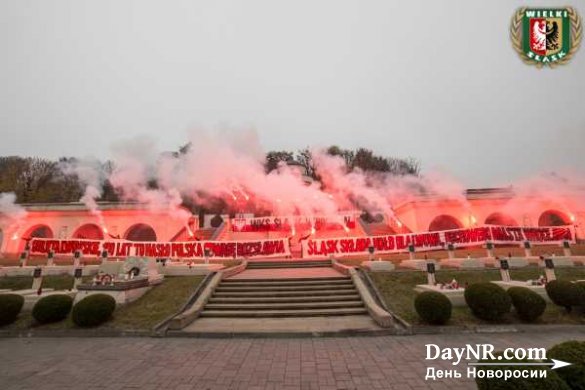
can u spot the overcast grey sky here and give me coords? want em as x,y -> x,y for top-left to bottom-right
0,0 -> 583,187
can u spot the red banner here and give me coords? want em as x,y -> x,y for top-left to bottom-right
231,213 -> 357,232
302,225 -> 574,259
30,237 -> 290,260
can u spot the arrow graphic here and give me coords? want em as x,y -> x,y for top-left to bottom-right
468,359 -> 571,370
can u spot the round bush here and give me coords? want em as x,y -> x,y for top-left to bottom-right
72,294 -> 116,327
475,352 -> 570,390
464,283 -> 511,321
548,341 -> 585,390
414,291 -> 452,325
545,280 -> 585,312
507,287 -> 546,322
32,294 -> 73,324
0,294 -> 25,326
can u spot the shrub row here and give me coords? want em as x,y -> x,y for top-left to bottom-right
0,293 -> 116,327
415,283 -> 549,325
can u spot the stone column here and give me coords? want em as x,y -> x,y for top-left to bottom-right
73,250 -> 82,267
523,241 -> 532,257
32,267 -> 43,293
46,250 -> 55,266
499,259 -> 511,282
544,258 -> 556,281
562,241 -> 572,257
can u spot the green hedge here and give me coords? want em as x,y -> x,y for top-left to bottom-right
507,287 -> 546,322
548,341 -> 585,390
32,294 -> 73,324
0,294 -> 25,326
72,294 -> 116,327
414,291 -> 452,325
545,280 -> 585,312
464,283 -> 511,321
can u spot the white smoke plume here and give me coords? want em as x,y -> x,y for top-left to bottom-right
54,127 -> 585,235
60,158 -> 107,229
0,192 -> 27,230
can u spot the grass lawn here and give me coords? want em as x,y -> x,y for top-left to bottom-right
369,267 -> 585,327
1,275 -> 205,332
102,275 -> 204,331
0,275 -> 80,291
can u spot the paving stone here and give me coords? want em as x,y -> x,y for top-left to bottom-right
1,332 -> 584,389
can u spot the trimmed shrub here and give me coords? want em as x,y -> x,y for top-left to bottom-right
0,294 -> 25,326
32,294 -> 73,324
414,291 -> 452,325
545,280 -> 585,312
507,287 -> 546,322
548,341 -> 585,390
475,352 -> 570,390
72,294 -> 116,327
464,283 -> 511,321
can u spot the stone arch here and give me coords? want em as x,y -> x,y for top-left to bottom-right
72,223 -> 104,240
484,212 -> 518,226
538,210 -> 571,226
124,223 -> 157,242
24,224 -> 54,239
428,215 -> 463,232
20,224 -> 54,251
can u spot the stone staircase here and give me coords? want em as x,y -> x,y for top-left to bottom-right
200,276 -> 367,318
246,260 -> 332,269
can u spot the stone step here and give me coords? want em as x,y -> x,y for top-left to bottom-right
208,294 -> 362,304
219,279 -> 352,287
223,276 -> 349,283
218,282 -> 354,290
205,301 -> 364,310
245,264 -> 332,269
215,284 -> 355,292
213,289 -> 358,297
200,307 -> 368,318
247,261 -> 331,266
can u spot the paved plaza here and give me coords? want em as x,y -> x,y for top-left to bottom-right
1,331 -> 583,390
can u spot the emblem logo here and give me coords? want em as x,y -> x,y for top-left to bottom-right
511,7 -> 582,67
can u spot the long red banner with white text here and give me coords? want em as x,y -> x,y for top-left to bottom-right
29,237 -> 291,259
301,225 -> 575,259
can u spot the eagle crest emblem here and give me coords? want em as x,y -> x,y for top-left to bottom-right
511,7 -> 582,68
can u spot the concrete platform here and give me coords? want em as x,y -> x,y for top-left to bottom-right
22,291 -> 77,311
414,284 -> 466,306
539,256 -> 577,267
399,259 -> 440,271
440,258 -> 485,269
482,257 -> 529,268
361,261 -> 395,272
177,315 -> 383,336
493,281 -> 551,302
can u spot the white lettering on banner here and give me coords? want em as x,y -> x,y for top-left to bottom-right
29,238 -> 290,259
302,225 -> 574,259
231,214 -> 357,232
